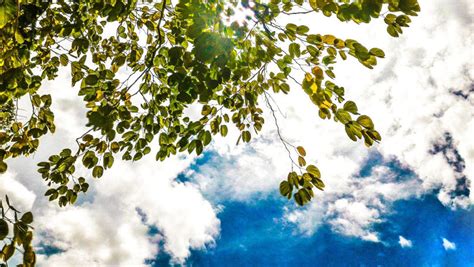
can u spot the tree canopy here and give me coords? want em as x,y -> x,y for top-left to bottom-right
0,0 -> 420,265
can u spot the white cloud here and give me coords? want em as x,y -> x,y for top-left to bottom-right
442,238 -> 456,251
327,199 -> 382,242
0,171 -> 36,211
13,155 -> 220,266
35,156 -> 220,265
399,236 -> 413,248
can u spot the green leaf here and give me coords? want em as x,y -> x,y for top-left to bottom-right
60,54 -> 69,66
220,125 -> 228,137
369,48 -> 385,58
285,23 -> 297,32
306,165 -> 321,179
0,219 -> 8,240
336,109 -> 352,124
85,75 -> 99,85
345,124 -> 357,141
387,25 -> 399,37
0,0 -> 16,29
287,172 -> 299,188
92,166 -> 104,178
357,115 -> 375,129
195,140 -> 204,155
201,131 -> 212,146
296,25 -> 310,35
312,177 -> 325,191
15,31 -> 24,44
294,191 -> 304,206
343,101 -> 358,114
0,161 -> 7,173
298,156 -> 306,167
384,14 -> 397,24
289,42 -> 301,57
366,129 -> 382,141
103,152 -> 114,169
21,212 -> 34,224
325,69 -> 336,79
242,131 -> 251,143
279,181 -> 292,197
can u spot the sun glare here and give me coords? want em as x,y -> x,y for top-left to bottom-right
222,2 -> 255,26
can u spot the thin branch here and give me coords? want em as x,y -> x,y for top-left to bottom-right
263,91 -> 299,170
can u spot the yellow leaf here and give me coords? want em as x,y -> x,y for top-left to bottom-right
311,66 -> 324,80
0,0 -> 17,29
15,32 -> 24,44
322,35 -> 336,45
297,146 -> 306,156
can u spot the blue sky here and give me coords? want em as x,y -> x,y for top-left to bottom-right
149,152 -> 474,266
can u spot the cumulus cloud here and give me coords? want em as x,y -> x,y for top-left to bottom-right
282,163 -> 422,240
0,171 -> 36,211
34,156 -> 220,265
398,236 -> 413,248
442,238 -> 456,251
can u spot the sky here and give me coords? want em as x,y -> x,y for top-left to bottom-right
1,0 -> 473,266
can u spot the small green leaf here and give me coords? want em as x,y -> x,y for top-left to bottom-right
0,1 -> 16,29
294,192 -> 304,206
387,25 -> 399,37
202,131 -> 212,146
369,48 -> 385,58
336,109 -> 352,124
15,31 -> 24,44
285,23 -> 297,32
85,75 -> 99,85
357,115 -> 375,129
306,165 -> 321,179
92,166 -> 104,178
325,69 -> 336,79
287,172 -> 299,188
343,101 -> 358,114
298,156 -> 306,167
60,54 -> 69,66
0,161 -> 7,173
312,177 -> 325,191
220,125 -> 228,137
345,125 -> 357,141
279,181 -> 292,197
0,219 -> 8,240
242,131 -> 251,143
296,25 -> 310,35
21,212 -> 34,224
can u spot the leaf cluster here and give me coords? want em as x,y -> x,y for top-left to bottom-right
0,196 -> 36,266
0,0 -> 419,210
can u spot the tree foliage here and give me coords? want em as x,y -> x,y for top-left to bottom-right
0,0 -> 420,263
0,196 -> 36,266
